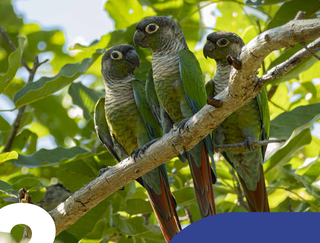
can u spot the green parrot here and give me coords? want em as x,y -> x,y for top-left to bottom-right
134,16 -> 216,218
203,31 -> 270,212
97,44 -> 181,241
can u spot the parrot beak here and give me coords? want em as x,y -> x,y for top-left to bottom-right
203,41 -> 215,59
126,49 -> 140,69
133,29 -> 148,49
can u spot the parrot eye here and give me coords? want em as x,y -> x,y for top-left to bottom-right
111,51 -> 123,60
145,23 -> 159,34
217,38 -> 229,47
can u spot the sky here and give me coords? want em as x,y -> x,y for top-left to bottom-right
13,0 -> 114,47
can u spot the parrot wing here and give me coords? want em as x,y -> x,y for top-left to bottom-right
257,86 -> 270,158
94,98 -> 128,161
132,79 -> 163,139
178,49 -> 216,174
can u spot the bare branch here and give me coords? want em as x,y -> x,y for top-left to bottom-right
49,18 -> 320,236
0,22 -> 31,72
214,139 -> 286,152
294,11 -> 306,20
300,42 -> 320,60
231,169 -> 249,211
260,37 -> 320,84
2,56 -> 48,152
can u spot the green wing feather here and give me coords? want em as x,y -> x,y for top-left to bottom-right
145,69 -> 161,124
256,87 -> 270,158
131,79 -> 168,192
178,49 -> 207,113
94,98 -> 124,161
132,79 -> 162,139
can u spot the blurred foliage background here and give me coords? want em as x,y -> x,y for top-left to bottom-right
0,0 -> 320,242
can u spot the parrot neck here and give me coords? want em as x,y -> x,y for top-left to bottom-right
104,74 -> 135,107
151,38 -> 187,82
212,62 -> 231,96
152,36 -> 187,56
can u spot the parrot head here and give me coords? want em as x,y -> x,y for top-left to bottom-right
133,16 -> 186,52
203,31 -> 244,62
101,44 -> 140,79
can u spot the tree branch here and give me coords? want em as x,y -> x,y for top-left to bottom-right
2,57 -> 48,153
260,37 -> 320,84
214,139 -> 286,152
0,22 -> 31,72
49,18 -> 320,236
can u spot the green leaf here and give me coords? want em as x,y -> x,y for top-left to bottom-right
123,198 -> 153,215
112,214 -> 159,236
68,82 -> 104,120
245,0 -> 293,6
0,151 -> 18,164
173,186 -> 196,206
266,0 -> 320,30
0,37 -> 25,94
27,187 -> 46,202
270,103 -> 320,139
67,198 -> 112,239
265,128 -> 312,173
13,51 -> 102,108
0,180 -> 13,192
105,0 -> 156,29
0,115 -> 11,132
12,146 -> 91,168
12,178 -> 43,190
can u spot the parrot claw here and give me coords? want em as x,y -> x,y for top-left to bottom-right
244,137 -> 255,151
131,138 -> 160,161
98,166 -> 109,176
227,55 -> 242,70
207,98 -> 223,108
174,118 -> 189,133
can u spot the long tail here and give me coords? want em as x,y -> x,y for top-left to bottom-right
144,169 -> 181,242
238,164 -> 269,212
188,142 -> 216,218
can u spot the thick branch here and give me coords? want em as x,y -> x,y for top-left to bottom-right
214,139 -> 286,152
49,18 -> 320,236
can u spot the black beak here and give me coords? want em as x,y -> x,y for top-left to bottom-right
203,40 -> 215,59
133,29 -> 146,49
126,49 -> 140,68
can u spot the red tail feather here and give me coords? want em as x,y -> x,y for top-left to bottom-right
238,164 -> 269,212
145,170 -> 181,242
188,142 -> 216,218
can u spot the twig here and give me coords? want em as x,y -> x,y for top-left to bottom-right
214,139 -> 286,152
267,85 -> 278,100
231,169 -> 249,211
294,11 -> 306,20
300,42 -> 320,60
184,205 -> 194,224
0,22 -> 31,72
259,37 -> 320,85
2,56 -> 49,153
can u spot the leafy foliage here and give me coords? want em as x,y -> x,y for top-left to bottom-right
0,0 -> 319,242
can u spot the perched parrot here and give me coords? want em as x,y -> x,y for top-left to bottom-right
203,31 -> 270,212
134,16 -> 216,218
96,44 -> 181,241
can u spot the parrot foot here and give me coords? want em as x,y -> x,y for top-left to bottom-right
207,98 -> 223,108
131,138 -> 160,161
227,55 -> 242,70
174,118 -> 189,133
244,137 -> 255,151
98,166 -> 109,176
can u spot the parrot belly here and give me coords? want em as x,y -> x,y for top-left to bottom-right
215,99 -> 263,191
